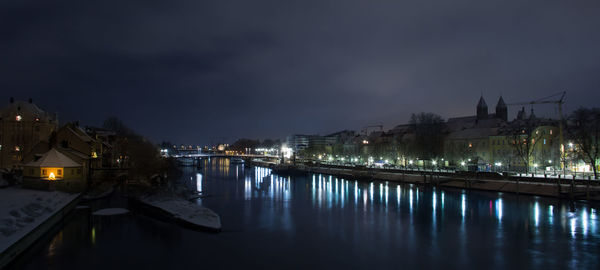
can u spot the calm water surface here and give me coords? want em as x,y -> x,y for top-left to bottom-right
12,158 -> 600,269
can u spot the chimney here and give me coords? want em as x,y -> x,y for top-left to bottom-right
28,98 -> 32,103
10,97 -> 14,103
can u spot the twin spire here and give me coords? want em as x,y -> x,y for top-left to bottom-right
477,95 -> 507,121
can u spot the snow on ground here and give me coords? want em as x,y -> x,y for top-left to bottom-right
142,194 -> 221,230
92,208 -> 129,216
0,187 -> 78,253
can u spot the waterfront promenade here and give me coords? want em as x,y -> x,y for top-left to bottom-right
251,161 -> 600,201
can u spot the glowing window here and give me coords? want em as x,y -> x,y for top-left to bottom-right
42,169 -> 47,176
58,169 -> 62,176
16,115 -> 22,121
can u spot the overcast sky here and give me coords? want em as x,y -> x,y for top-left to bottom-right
2,0 -> 599,145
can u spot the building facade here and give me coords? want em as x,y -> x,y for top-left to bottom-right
0,98 -> 58,170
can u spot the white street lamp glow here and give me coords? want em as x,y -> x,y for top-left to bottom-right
281,145 -> 293,159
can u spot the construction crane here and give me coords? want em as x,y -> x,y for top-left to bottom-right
507,91 -> 567,174
362,125 -> 383,136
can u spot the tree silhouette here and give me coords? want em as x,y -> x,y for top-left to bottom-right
569,107 -> 600,179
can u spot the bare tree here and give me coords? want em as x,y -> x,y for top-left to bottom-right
508,119 -> 543,174
409,112 -> 445,160
569,108 -> 600,179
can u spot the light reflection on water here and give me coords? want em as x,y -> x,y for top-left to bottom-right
231,166 -> 599,241
243,168 -> 598,249
163,162 -> 600,268
16,160 -> 600,270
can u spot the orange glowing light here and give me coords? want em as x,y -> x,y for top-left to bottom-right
49,172 -> 56,180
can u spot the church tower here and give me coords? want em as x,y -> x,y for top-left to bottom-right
476,96 -> 488,120
495,96 -> 507,121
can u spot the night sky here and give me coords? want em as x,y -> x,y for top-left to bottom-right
2,0 -> 599,145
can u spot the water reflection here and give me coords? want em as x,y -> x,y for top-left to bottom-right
534,201 -> 540,227
461,193 -> 466,219
15,161 -> 600,270
196,173 -> 202,193
496,198 -> 503,221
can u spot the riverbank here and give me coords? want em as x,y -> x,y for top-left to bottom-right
0,188 -> 80,268
248,160 -> 600,201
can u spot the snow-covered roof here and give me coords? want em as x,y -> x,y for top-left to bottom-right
24,148 -> 82,167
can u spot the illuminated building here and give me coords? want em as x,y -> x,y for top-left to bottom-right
0,98 -> 58,169
22,148 -> 85,191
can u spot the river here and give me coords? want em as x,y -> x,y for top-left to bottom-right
10,157 -> 600,269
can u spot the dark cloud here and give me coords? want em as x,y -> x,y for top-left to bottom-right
1,0 -> 599,144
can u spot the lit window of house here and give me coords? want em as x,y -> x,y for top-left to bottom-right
16,115 -> 22,121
